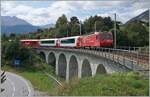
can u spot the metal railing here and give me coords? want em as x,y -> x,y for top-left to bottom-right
78,47 -> 149,70
117,46 -> 149,55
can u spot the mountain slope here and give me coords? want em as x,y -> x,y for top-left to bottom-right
1,16 -> 31,26
125,10 -> 149,24
40,24 -> 55,29
1,25 -> 39,34
1,16 -> 39,34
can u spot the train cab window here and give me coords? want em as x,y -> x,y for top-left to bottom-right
105,34 -> 113,39
99,34 -> 113,39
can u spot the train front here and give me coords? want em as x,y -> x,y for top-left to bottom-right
99,32 -> 113,47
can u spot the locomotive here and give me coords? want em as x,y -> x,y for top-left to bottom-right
20,32 -> 113,48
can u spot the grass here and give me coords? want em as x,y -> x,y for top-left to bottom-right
59,72 -> 149,96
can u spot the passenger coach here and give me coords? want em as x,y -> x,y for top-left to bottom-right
39,39 -> 60,47
59,36 -> 81,48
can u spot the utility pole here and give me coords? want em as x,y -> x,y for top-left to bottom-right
79,21 -> 82,35
67,22 -> 68,37
114,13 -> 117,49
94,21 -> 97,32
55,30 -> 56,38
55,33 -> 56,38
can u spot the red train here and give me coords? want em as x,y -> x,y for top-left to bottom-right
20,32 -> 113,48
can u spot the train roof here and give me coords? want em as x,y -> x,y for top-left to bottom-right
20,39 -> 39,41
59,36 -> 80,40
40,38 -> 58,41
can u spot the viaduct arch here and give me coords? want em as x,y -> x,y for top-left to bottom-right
58,53 -> 67,78
81,59 -> 92,77
39,51 -> 46,61
48,52 -> 56,68
69,55 -> 78,79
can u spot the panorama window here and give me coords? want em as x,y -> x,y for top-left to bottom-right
41,40 -> 55,44
61,38 -> 75,44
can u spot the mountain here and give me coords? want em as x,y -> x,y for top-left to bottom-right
40,23 -> 55,29
1,16 -> 39,34
125,10 -> 149,24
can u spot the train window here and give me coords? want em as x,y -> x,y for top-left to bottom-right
61,38 -> 75,44
106,34 -> 113,39
41,40 -> 55,44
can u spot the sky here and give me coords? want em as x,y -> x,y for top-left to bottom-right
1,0 -> 150,26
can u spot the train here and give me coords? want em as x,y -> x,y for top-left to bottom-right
20,32 -> 113,48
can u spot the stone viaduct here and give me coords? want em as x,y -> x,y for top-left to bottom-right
35,47 -> 145,81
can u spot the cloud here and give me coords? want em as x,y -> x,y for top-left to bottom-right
1,1 -> 75,25
132,0 -> 150,9
1,0 -> 149,25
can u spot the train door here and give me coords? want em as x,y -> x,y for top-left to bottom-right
56,39 -> 60,48
76,37 -> 81,48
96,34 -> 102,47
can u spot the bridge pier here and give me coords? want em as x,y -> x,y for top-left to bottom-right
55,53 -> 59,75
91,63 -> 98,76
56,57 -> 59,75
46,53 -> 49,64
66,55 -> 70,82
78,60 -> 82,79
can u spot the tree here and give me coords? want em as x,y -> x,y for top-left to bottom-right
83,16 -> 94,33
125,20 -> 149,46
116,30 -> 130,46
103,17 -> 113,31
9,33 -> 16,39
4,40 -> 30,64
93,15 -> 104,31
69,16 -> 80,36
2,33 -> 8,41
83,15 -> 114,34
55,14 -> 68,37
37,29 -> 43,33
